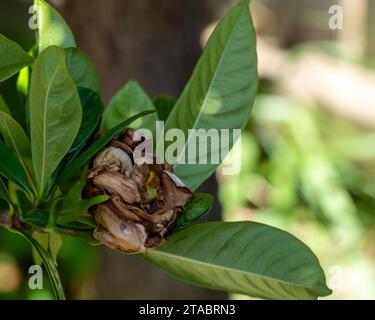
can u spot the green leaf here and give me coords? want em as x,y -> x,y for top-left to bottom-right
16,191 -> 49,228
57,209 -> 97,230
0,111 -> 33,173
101,80 -> 158,133
34,0 -> 76,52
0,177 -> 9,204
57,219 -> 96,231
0,142 -> 32,195
153,95 -> 176,122
163,0 -> 258,190
70,87 -> 104,153
60,195 -> 109,216
60,110 -> 155,180
65,48 -> 100,93
173,193 -> 213,232
60,178 -> 86,202
0,34 -> 33,82
55,177 -> 100,230
17,46 -> 38,99
30,46 -> 82,198
17,66 -> 31,128
16,46 -> 38,129
146,221 -> 332,300
17,66 -> 30,98
0,95 -> 11,115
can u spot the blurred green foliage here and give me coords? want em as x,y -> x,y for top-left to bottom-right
218,95 -> 375,299
0,227 -> 99,299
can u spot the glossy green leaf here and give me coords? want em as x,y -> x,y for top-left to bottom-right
60,195 -> 109,215
18,66 -> 31,129
17,46 -> 38,99
0,142 -> 32,195
57,218 -> 96,231
16,46 -> 38,129
60,110 -> 155,180
0,34 -> 33,82
0,177 -> 9,203
0,95 -> 11,115
101,80 -> 158,133
57,178 -> 101,230
30,46 -> 82,198
34,0 -> 76,52
163,0 -> 258,190
147,221 -> 332,300
0,111 -> 32,173
65,48 -> 100,93
58,221 -> 91,231
153,95 -> 176,122
69,87 -> 103,153
60,178 -> 86,202
16,191 -> 49,228
173,193 -> 213,232
17,66 -> 30,97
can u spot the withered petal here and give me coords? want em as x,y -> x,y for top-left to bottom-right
93,171 -> 141,204
110,196 -> 143,222
160,172 -> 193,209
95,205 -> 147,252
131,163 -> 149,187
151,209 -> 175,225
92,147 -> 133,176
121,128 -> 137,147
109,140 -> 134,156
111,197 -> 160,223
146,235 -> 163,248
94,227 -> 146,253
164,171 -> 186,188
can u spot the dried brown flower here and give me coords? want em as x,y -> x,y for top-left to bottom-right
84,129 -> 193,253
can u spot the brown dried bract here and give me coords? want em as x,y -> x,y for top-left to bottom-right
84,129 -> 193,253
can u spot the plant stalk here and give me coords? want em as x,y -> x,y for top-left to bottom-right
21,231 -> 66,300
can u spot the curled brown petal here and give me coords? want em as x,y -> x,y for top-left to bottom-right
109,140 -> 134,156
151,209 -> 175,225
160,172 -> 193,209
94,227 -> 145,253
121,129 -> 136,147
131,164 -> 149,187
90,147 -> 133,177
94,205 -> 146,252
111,196 -> 153,222
93,171 -> 141,204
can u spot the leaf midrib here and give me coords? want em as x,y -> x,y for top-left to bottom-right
149,249 -> 320,297
173,3 -> 246,168
39,59 -> 64,194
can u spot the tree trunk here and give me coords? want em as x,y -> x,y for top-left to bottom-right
59,0 -> 225,299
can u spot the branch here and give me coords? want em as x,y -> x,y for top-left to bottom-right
0,210 -> 11,228
0,210 -> 94,242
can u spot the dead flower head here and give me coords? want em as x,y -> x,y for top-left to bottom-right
84,129 -> 193,253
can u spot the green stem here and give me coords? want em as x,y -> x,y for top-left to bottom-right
21,231 -> 66,300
